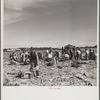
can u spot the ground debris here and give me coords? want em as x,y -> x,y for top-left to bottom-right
3,52 -> 97,86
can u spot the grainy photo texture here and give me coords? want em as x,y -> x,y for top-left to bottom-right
3,0 -> 97,86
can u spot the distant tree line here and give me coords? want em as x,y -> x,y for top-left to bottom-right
3,45 -> 97,52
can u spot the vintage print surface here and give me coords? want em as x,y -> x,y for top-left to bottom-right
3,0 -> 97,86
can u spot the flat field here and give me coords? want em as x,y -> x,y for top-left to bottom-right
3,51 -> 97,86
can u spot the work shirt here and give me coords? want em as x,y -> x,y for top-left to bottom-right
30,52 -> 37,64
77,50 -> 81,55
48,53 -> 53,58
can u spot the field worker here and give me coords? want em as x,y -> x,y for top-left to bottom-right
56,51 -> 59,59
85,49 -> 89,60
48,52 -> 53,58
75,48 -> 78,60
89,48 -> 92,60
13,52 -> 18,61
48,50 -> 53,62
94,52 -> 97,63
9,53 -> 13,60
49,47 -> 52,53
38,52 -> 42,61
61,47 -> 65,58
64,48 -> 69,60
24,51 -> 30,64
53,56 -> 57,65
65,53 -> 70,60
69,49 -> 73,60
29,48 -> 39,78
46,49 -> 49,53
77,48 -> 81,60
92,49 -> 95,60
53,52 -> 59,65
59,51 -> 62,59
25,51 -> 29,57
21,51 -> 25,63
72,47 -> 76,60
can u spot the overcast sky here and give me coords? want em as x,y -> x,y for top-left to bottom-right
4,0 -> 97,48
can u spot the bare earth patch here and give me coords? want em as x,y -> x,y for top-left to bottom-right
3,58 -> 97,86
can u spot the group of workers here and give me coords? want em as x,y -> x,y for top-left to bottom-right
61,47 -> 96,61
9,47 -> 97,78
9,48 -> 40,78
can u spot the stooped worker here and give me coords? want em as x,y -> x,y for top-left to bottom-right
9,52 -> 19,64
9,53 -> 13,60
12,52 -> 18,61
29,48 -> 40,78
20,50 -> 30,64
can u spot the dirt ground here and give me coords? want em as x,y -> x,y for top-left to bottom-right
3,52 -> 97,86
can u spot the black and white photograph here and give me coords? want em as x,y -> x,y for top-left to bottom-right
3,0 -> 97,86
